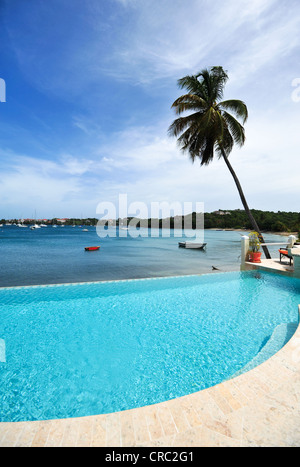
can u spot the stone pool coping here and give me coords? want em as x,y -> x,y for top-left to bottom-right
0,301 -> 299,447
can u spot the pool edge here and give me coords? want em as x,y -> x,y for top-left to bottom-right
1,298 -> 300,447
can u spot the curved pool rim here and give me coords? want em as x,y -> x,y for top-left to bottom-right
0,306 -> 299,448
0,270 -> 299,426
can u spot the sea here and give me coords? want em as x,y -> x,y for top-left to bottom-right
0,225 -> 289,287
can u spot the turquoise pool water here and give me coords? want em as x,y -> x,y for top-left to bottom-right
0,270 -> 299,422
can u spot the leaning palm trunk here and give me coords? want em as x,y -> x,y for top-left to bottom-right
169,66 -> 271,259
220,148 -> 271,259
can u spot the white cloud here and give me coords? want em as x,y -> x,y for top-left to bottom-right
1,100 -> 299,219
60,154 -> 95,176
2,0 -> 300,217
7,0 -> 295,93
0,151 -> 98,217
97,125 -> 180,172
102,0 -> 290,85
229,14 -> 300,85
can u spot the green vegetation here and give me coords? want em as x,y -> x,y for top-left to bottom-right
1,211 -> 298,233
168,66 -> 271,258
204,210 -> 300,232
124,209 -> 299,232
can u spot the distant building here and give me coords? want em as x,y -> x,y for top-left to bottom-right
56,218 -> 68,223
212,210 -> 231,215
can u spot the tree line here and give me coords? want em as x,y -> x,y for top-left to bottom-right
203,210 -> 299,232
2,210 -> 299,233
127,209 -> 299,233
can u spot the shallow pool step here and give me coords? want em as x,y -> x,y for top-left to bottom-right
0,339 -> 5,363
229,321 -> 298,379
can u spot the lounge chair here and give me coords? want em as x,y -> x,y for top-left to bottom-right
278,248 -> 293,266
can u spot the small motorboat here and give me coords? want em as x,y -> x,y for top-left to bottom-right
84,246 -> 100,251
178,242 -> 207,249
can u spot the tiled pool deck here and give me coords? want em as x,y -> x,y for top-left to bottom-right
0,279 -> 299,447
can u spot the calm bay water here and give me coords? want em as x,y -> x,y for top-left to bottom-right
0,225 -> 288,287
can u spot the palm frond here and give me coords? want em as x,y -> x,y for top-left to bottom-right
178,71 -> 209,101
221,110 -> 246,147
207,66 -> 228,102
177,75 -> 204,95
171,94 -> 207,115
176,109 -> 220,165
168,112 -> 204,138
219,99 -> 248,124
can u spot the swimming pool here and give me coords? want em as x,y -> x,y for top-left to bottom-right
0,270 -> 299,422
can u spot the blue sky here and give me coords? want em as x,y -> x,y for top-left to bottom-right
0,0 -> 299,219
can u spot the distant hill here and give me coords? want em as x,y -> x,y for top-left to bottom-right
124,209 -> 299,233
203,209 -> 299,233
3,210 -> 299,234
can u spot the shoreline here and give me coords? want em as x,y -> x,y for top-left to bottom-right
1,223 -> 297,238
206,228 -> 297,237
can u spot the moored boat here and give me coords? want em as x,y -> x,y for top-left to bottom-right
84,246 -> 100,251
178,242 -> 207,249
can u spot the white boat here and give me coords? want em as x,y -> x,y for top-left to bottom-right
30,224 -> 41,230
178,242 -> 207,249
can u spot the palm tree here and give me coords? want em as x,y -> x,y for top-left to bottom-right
168,66 -> 271,259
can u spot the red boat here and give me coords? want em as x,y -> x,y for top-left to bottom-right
84,246 -> 100,251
